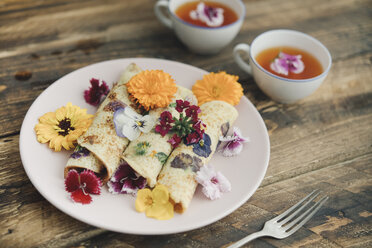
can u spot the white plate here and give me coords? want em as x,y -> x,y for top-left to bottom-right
20,58 -> 270,235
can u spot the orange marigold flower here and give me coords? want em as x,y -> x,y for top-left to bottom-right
192,72 -> 243,106
126,70 -> 178,110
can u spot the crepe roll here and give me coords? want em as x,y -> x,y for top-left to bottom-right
122,86 -> 196,187
157,100 -> 238,213
64,63 -> 142,183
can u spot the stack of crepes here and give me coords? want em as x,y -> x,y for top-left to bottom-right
157,100 -> 238,213
65,63 -> 196,186
64,63 -> 142,183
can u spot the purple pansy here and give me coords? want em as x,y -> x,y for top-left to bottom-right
218,127 -> 249,157
189,133 -> 212,158
107,161 -> 146,195
195,164 -> 231,200
270,52 -> 305,76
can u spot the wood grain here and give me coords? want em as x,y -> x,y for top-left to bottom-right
0,0 -> 371,247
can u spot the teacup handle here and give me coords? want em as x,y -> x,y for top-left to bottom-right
233,43 -> 252,75
154,0 -> 173,29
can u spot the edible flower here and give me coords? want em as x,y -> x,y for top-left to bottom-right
195,164 -> 231,200
34,102 -> 93,151
218,127 -> 249,157
65,169 -> 102,204
70,145 -> 90,159
135,184 -> 174,220
126,70 -> 178,110
171,153 -> 202,172
192,72 -> 243,106
155,100 -> 204,149
108,162 -> 146,195
168,134 -> 182,148
113,106 -> 155,141
190,133 -> 212,158
84,78 -> 110,106
190,2 -> 224,27
270,52 -> 305,76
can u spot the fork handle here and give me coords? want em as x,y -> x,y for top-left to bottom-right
227,230 -> 267,248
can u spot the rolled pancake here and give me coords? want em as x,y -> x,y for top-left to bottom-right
157,100 -> 238,213
64,63 -> 142,182
122,86 -> 195,187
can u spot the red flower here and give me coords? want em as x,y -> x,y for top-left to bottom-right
159,111 -> 174,124
65,170 -> 102,204
185,105 -> 201,121
168,134 -> 182,148
175,100 -> 190,113
155,123 -> 172,137
185,131 -> 202,145
84,78 -> 110,106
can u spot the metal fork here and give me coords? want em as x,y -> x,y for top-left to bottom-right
227,190 -> 328,248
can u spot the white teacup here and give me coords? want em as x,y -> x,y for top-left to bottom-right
233,29 -> 332,103
154,0 -> 245,54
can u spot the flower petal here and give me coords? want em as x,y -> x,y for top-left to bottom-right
124,106 -> 142,120
122,123 -> 141,141
71,189 -> 92,204
65,169 -> 80,192
139,115 -> 155,133
135,188 -> 153,213
80,170 -> 101,195
152,185 -> 169,205
107,180 -> 123,194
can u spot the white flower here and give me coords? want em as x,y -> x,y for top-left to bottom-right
113,106 -> 155,141
195,164 -> 231,200
190,2 -> 224,27
218,127 -> 249,157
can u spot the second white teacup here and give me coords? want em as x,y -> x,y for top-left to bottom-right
155,0 -> 245,54
233,29 -> 332,103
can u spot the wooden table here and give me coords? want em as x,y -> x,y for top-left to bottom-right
1,0 -> 371,247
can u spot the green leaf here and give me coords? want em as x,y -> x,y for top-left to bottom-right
169,102 -> 177,108
155,152 -> 168,164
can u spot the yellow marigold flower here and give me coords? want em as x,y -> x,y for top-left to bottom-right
135,184 -> 174,220
127,70 -> 177,110
34,102 -> 93,152
192,71 -> 244,106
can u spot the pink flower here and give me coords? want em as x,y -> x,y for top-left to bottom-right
185,105 -> 201,121
168,134 -> 182,148
107,162 -> 146,195
175,99 -> 190,113
270,52 -> 305,76
155,123 -> 172,137
195,164 -> 231,200
218,127 -> 249,157
65,170 -> 102,204
159,111 -> 174,124
185,131 -> 201,145
84,78 -> 110,106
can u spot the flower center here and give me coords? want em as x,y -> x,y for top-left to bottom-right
80,182 -> 88,195
211,86 -> 221,97
58,118 -> 75,136
211,177 -> 219,184
199,139 -> 204,147
145,195 -> 153,206
136,120 -> 144,127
